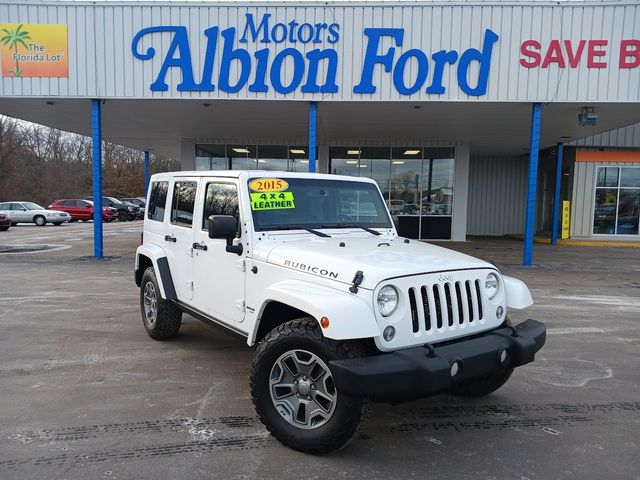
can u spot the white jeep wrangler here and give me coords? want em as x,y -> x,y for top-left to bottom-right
135,171 -> 545,454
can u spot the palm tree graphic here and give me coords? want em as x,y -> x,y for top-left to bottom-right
1,24 -> 31,77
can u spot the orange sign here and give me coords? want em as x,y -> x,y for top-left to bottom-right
0,23 -> 68,78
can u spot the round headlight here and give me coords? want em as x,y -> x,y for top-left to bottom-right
377,285 -> 399,317
484,272 -> 499,300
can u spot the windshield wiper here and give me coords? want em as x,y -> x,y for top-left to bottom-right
305,228 -> 331,238
260,225 -> 331,237
319,224 -> 382,236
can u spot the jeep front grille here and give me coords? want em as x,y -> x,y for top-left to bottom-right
407,279 -> 484,333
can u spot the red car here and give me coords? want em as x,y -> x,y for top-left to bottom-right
0,211 -> 10,231
48,199 -> 118,222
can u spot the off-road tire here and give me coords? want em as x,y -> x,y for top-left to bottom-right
140,267 -> 182,340
34,215 -> 46,226
450,368 -> 514,397
250,318 -> 369,454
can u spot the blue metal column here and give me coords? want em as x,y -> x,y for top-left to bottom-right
551,143 -> 564,245
523,103 -> 542,266
91,99 -> 103,259
308,101 -> 317,173
144,150 -> 150,196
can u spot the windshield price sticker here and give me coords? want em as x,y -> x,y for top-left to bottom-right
250,192 -> 295,210
249,178 -> 289,193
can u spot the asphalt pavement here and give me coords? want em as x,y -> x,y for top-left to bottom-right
0,222 -> 639,480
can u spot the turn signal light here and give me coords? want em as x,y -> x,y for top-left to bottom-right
320,317 -> 330,329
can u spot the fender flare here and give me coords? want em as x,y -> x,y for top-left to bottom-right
249,279 -> 381,345
503,275 -> 533,309
135,244 -> 177,300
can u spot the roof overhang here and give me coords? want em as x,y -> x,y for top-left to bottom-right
0,98 -> 639,158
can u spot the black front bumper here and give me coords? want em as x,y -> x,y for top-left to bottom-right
330,319 -> 546,401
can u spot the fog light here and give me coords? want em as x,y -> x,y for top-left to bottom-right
383,326 -> 395,342
450,360 -> 462,378
499,348 -> 511,366
496,306 -> 504,319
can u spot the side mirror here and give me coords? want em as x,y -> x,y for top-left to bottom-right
208,215 -> 243,255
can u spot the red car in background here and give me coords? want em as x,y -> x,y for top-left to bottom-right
48,199 -> 118,222
0,211 -> 10,231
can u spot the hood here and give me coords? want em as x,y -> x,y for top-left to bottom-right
254,232 -> 492,290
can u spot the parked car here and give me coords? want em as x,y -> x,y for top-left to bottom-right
0,201 -> 70,226
121,197 -> 145,208
121,200 -> 145,220
83,196 -> 139,221
0,211 -> 10,231
48,199 -> 118,222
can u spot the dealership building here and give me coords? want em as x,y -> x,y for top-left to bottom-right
0,0 -> 639,262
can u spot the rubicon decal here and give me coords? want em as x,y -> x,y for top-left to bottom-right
131,13 -> 499,97
283,260 -> 339,279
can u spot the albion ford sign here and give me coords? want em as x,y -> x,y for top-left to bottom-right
131,13 -> 499,96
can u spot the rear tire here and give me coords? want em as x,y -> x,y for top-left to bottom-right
140,267 -> 182,340
53,222 -> 62,226
250,318 -> 369,454
34,215 -> 46,226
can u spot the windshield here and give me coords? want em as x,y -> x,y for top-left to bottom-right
249,177 -> 392,232
23,202 -> 44,210
106,197 -> 124,206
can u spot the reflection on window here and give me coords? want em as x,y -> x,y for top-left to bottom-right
593,166 -> 640,235
170,181 -> 196,226
148,181 -> 168,222
202,183 -> 239,229
195,144 -> 312,172
196,144 -> 227,170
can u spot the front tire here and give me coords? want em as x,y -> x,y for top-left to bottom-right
117,211 -> 128,222
250,318 -> 369,454
34,215 -> 46,226
139,267 -> 182,340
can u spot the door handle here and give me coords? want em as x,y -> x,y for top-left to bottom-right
164,235 -> 177,243
192,242 -> 208,251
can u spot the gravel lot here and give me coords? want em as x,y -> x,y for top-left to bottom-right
1,222 -> 639,480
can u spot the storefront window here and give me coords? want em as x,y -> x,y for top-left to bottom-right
289,146 -> 309,172
330,147 -> 360,177
195,144 -> 311,172
329,146 -> 455,239
593,166 -> 640,235
195,144 -> 227,170
229,145 -> 257,170
257,145 -> 288,171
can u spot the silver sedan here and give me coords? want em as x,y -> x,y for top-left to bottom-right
0,201 -> 71,226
